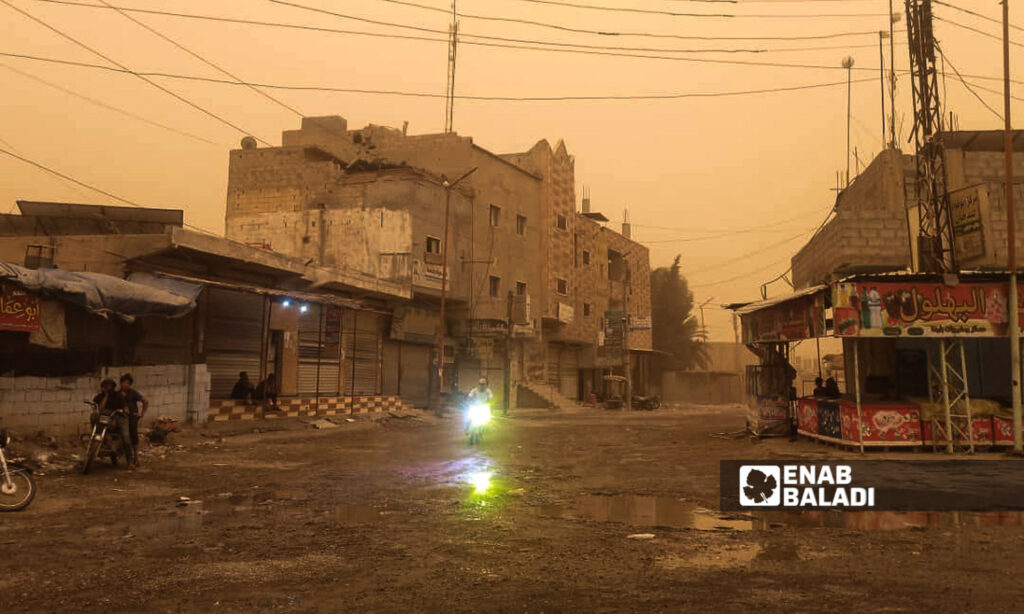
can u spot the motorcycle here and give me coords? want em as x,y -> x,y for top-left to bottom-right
81,401 -> 127,474
464,400 -> 492,445
632,394 -> 661,411
0,428 -> 36,512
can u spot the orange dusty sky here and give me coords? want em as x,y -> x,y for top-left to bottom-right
1,0 -> 1022,340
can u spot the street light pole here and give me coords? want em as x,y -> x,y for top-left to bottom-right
890,4 -> 900,148
1002,0 -> 1022,454
432,166 -> 477,417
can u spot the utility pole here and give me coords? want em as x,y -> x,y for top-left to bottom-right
622,271 -> 631,411
444,1 -> 458,133
879,31 -> 889,149
1002,0 -> 1022,454
890,4 -> 900,148
843,56 -> 855,187
432,167 -> 477,416
505,290 -> 513,417
698,297 -> 715,342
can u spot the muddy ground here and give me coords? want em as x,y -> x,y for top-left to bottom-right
2,405 -> 1023,613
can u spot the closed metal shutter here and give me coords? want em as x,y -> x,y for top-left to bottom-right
347,311 -> 380,396
547,345 -> 559,388
382,339 -> 400,396
559,349 -> 579,401
206,288 -> 264,399
298,305 -> 342,396
399,343 -> 431,407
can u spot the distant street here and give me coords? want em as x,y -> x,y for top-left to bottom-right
3,407 -> 1023,613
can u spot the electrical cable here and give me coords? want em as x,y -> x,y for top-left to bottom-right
0,62 -> 224,146
935,14 -> 1024,48
933,0 -> 1024,33
31,0 -> 901,44
0,52 -> 887,100
0,0 -> 271,144
509,0 -> 885,18
937,44 -> 1004,121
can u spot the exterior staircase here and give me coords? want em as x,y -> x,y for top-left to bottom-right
518,382 -> 589,411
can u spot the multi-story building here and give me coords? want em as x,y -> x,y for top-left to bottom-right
226,116 -> 653,408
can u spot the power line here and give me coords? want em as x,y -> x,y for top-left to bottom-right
509,0 -> 885,18
0,62 -> 224,146
937,44 -> 1004,121
935,14 -> 1024,48
372,0 -> 895,42
683,230 -> 812,275
267,0 -> 902,72
1,0 -> 271,145
95,0 -> 303,118
31,0 -> 899,44
933,0 -> 1024,33
0,145 -> 149,208
0,52 -> 891,101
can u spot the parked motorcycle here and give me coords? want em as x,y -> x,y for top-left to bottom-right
0,428 -> 36,512
81,401 -> 127,474
632,394 -> 661,411
464,401 -> 492,445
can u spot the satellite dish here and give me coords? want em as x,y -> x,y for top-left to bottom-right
241,136 -> 258,150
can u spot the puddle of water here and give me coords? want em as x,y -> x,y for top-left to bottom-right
538,495 -> 753,531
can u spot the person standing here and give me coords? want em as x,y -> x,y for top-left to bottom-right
119,374 -> 148,468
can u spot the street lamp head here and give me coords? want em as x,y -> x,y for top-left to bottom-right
879,31 -> 890,39
841,56 -> 855,69
891,12 -> 902,24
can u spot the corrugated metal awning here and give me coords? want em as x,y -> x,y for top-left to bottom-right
733,285 -> 828,316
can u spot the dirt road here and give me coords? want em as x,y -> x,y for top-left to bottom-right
2,406 -> 1022,613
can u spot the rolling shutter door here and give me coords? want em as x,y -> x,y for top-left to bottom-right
559,349 -> 579,401
298,306 -> 341,396
399,343 -> 431,408
206,288 -> 264,399
547,345 -> 559,388
382,339 -> 400,396
348,311 -> 380,396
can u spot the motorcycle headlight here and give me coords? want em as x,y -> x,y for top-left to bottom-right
467,403 -> 491,427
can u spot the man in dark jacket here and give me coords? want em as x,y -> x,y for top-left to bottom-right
93,378 -> 133,468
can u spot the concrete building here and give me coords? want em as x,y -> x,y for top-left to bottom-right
225,116 -> 653,408
792,131 -> 1024,289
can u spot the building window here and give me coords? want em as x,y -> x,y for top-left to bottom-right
583,303 -> 591,317
517,214 -> 527,236
426,236 -> 441,254
556,214 -> 567,230
489,205 -> 501,227
582,250 -> 591,266
556,278 -> 568,295
489,276 -> 501,298
516,281 -> 527,296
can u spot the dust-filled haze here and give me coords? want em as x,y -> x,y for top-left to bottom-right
1,0 -> 1020,339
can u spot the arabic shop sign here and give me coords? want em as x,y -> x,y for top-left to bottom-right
0,281 -> 41,332
949,184 -> 989,264
833,281 -> 1022,338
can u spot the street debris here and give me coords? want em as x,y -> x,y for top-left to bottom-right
148,416 -> 180,444
306,419 -> 338,430
627,533 -> 656,540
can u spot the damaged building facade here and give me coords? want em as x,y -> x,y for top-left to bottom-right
225,116 -> 653,409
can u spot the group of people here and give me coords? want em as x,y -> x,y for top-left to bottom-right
811,376 -> 842,399
92,374 -> 149,469
231,371 -> 278,408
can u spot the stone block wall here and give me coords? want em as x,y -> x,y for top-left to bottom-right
0,364 -> 210,436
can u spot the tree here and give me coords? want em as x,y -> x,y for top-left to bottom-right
650,255 -> 709,371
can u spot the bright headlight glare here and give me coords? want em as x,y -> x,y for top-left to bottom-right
467,403 -> 491,426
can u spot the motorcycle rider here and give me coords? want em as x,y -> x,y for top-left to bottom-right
467,378 -> 493,405
93,378 -> 133,468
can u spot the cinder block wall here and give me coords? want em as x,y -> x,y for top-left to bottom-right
0,364 -> 210,436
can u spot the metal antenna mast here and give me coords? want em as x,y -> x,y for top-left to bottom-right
444,1 -> 458,133
905,0 -> 956,272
